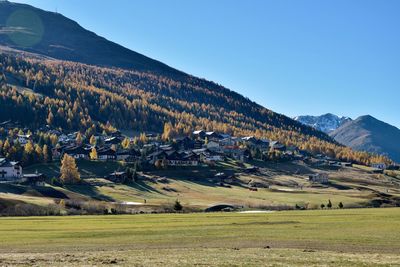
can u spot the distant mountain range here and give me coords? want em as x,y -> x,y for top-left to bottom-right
294,114 -> 351,133
296,114 -> 400,163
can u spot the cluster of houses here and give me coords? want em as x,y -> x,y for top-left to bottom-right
2,124 -> 398,186
51,130 -> 295,168
0,129 -> 292,184
52,131 -> 138,161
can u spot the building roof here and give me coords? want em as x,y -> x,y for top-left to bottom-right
63,145 -> 90,155
205,131 -> 219,137
147,150 -> 168,158
104,136 -> 123,144
242,136 -> 256,141
97,147 -> 116,155
160,145 -> 174,151
192,148 -> 208,154
109,171 -> 126,176
0,120 -> 11,126
23,173 -> 45,179
17,134 -> 32,138
0,158 -> 20,168
117,149 -> 141,156
207,140 -> 220,145
175,136 -> 193,142
270,141 -> 285,148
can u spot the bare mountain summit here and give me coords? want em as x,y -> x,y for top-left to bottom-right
330,115 -> 400,163
0,1 -> 183,77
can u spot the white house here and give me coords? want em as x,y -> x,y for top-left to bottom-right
206,141 -> 221,152
16,134 -> 32,145
205,154 -> 224,162
371,163 -> 387,170
309,173 -> 329,184
0,158 -> 23,181
220,137 -> 235,146
223,146 -> 245,162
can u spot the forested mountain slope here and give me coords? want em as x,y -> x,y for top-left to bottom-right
0,51 -> 389,165
0,1 -> 390,164
0,51 -> 326,139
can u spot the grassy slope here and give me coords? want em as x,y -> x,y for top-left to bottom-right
93,178 -> 369,208
95,161 -> 399,208
8,160 -> 400,210
0,208 -> 399,266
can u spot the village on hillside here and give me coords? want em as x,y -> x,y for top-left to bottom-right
1,120 -> 398,188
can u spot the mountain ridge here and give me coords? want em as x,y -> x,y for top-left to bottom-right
0,1 -> 185,77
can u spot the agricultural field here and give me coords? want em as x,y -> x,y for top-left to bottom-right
0,208 -> 399,266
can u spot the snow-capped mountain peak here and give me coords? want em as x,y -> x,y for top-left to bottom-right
294,113 -> 352,133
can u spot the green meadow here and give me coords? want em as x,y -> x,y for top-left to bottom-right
0,208 -> 399,266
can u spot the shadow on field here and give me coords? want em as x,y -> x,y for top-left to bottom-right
126,180 -> 164,194
147,168 -> 249,189
0,184 -> 27,194
65,184 -> 114,201
0,184 -> 68,199
30,187 -> 69,199
327,182 -> 353,190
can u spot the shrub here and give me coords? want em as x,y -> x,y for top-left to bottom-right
64,200 -> 82,210
173,200 -> 183,211
327,199 -> 332,209
81,201 -> 109,215
295,204 -> 305,210
51,177 -> 63,187
0,203 -> 61,216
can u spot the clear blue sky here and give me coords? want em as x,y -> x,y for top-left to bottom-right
12,0 -> 400,128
